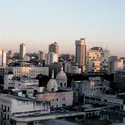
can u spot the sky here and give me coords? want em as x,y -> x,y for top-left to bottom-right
0,0 -> 125,56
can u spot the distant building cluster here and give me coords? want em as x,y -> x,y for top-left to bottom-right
0,38 -> 125,124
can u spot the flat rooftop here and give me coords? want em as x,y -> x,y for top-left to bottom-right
41,120 -> 79,125
6,94 -> 35,101
87,92 -> 118,100
11,111 -> 86,122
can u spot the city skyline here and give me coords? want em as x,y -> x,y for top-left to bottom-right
0,0 -> 125,56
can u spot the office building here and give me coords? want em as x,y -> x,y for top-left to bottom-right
20,43 -> 26,59
0,49 -> 7,66
38,51 -> 46,61
45,52 -> 58,65
72,77 -> 109,103
108,56 -> 123,74
0,94 -> 50,125
86,47 -> 110,73
49,42 -> 59,57
75,38 -> 87,71
8,66 -> 49,78
7,50 -> 13,58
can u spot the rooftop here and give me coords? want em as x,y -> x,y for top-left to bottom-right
6,94 -> 35,101
89,92 -> 120,100
41,120 -> 79,125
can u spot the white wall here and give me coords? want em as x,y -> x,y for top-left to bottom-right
23,55 -> 30,61
0,49 -> 3,66
45,52 -> 58,65
11,99 -> 50,115
4,74 -> 14,89
36,92 -> 73,108
8,67 -> 49,78
2,50 -> 6,66
14,80 -> 38,89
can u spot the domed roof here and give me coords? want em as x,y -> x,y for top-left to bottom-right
47,70 -> 58,92
56,67 -> 67,80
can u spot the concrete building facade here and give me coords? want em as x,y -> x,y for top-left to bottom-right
49,42 -> 59,57
86,47 -> 110,73
8,66 -> 49,78
45,52 -> 58,65
75,38 -> 87,71
20,43 -> 26,59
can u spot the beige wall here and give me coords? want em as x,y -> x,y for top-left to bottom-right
36,91 -> 73,108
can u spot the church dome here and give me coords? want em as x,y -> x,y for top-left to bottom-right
56,67 -> 67,80
47,70 -> 58,92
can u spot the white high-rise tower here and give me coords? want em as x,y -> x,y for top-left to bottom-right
0,49 -> 6,66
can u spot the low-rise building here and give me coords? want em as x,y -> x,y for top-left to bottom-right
72,77 -> 109,103
4,74 -> 39,90
36,70 -> 73,108
108,56 -> 123,74
85,92 -> 123,106
8,66 -> 49,78
114,69 -> 125,91
0,94 -> 50,125
36,90 -> 73,109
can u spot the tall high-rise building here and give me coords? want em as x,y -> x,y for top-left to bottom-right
75,38 -> 87,71
2,50 -> 6,66
20,43 -> 26,59
0,49 -> 6,66
49,42 -> 59,57
38,51 -> 46,61
86,47 -> 110,73
108,56 -> 123,74
45,52 -> 58,65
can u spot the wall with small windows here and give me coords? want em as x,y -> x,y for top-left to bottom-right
35,91 -> 73,108
11,99 -> 50,117
8,66 -> 49,78
0,96 -> 11,125
4,75 -> 39,90
72,78 -> 109,103
0,94 -> 51,125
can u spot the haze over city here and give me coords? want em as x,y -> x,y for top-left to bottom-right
0,0 -> 125,56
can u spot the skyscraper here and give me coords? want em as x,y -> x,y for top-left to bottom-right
0,48 -> 6,66
45,52 -> 58,65
49,42 -> 59,57
38,51 -> 46,61
75,38 -> 87,71
20,43 -> 26,59
86,47 -> 110,73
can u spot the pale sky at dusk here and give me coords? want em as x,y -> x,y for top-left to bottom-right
0,0 -> 125,56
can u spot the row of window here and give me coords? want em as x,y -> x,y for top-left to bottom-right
1,105 -> 9,112
0,113 -> 9,120
51,104 -> 66,108
51,98 -> 65,102
60,83 -> 67,87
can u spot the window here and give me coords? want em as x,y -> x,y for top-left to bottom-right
1,112 -> 3,118
8,115 -> 9,120
4,105 -> 6,111
60,83 -> 62,87
63,104 -> 66,107
56,98 -> 58,101
8,107 -> 9,112
1,104 -> 3,109
62,98 -> 65,100
64,83 -> 66,87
